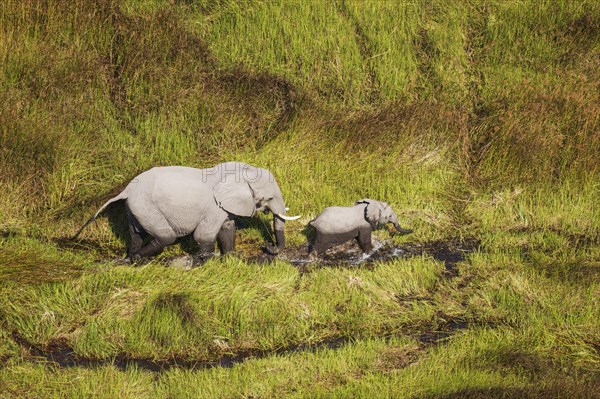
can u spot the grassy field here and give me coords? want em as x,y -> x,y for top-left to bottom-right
1,0 -> 599,397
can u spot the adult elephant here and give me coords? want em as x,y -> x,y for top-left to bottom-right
73,162 -> 300,262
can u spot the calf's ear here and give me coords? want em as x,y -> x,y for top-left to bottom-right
355,199 -> 383,229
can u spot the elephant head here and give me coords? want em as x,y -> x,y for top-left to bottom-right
213,162 -> 299,252
355,199 -> 413,234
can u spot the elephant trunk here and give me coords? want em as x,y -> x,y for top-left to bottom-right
268,196 -> 288,254
273,216 -> 285,251
267,192 -> 300,254
393,222 -> 413,235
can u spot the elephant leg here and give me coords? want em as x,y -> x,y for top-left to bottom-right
313,231 -> 335,256
192,220 -> 225,263
217,220 -> 236,255
193,231 -> 217,255
356,227 -> 374,253
314,229 -> 365,256
127,212 -> 147,258
131,234 -> 176,261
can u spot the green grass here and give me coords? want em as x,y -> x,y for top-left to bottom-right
1,0 -> 599,397
2,256 -> 444,359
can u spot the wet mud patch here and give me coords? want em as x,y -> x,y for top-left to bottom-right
376,344 -> 424,371
402,238 -> 481,278
11,319 -> 476,373
374,319 -> 476,372
251,238 -> 480,278
416,319 -> 469,345
12,331 -> 350,373
536,261 -> 600,285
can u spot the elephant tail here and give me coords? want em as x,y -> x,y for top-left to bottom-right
71,188 -> 129,239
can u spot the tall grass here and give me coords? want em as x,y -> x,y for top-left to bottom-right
0,0 -> 598,397
1,0 -> 597,230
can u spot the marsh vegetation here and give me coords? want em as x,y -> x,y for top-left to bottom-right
1,0 -> 599,397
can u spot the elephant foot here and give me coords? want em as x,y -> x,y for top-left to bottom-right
123,254 -> 147,266
191,252 -> 216,267
262,244 -> 280,256
360,244 -> 374,254
113,257 -> 134,266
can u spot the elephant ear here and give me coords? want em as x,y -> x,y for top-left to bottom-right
214,176 -> 256,217
355,199 -> 382,229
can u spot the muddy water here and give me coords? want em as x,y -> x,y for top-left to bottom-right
12,332 -> 350,372
249,238 -> 480,278
13,320 -> 472,372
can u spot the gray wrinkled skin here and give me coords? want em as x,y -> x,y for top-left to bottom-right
309,199 -> 412,256
74,162 -> 297,262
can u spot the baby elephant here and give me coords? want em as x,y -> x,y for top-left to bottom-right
309,199 -> 413,256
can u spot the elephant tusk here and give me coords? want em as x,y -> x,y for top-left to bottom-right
276,213 -> 301,221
